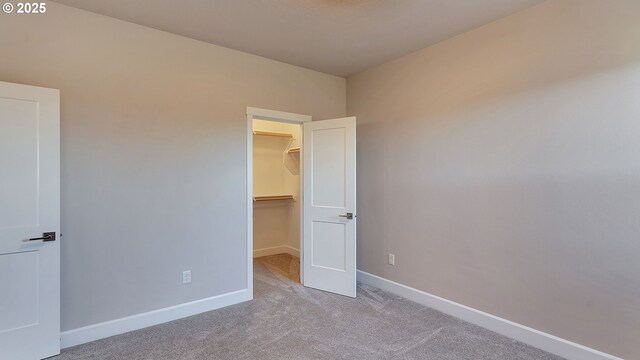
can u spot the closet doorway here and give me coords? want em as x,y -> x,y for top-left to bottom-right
246,107 -> 357,298
253,118 -> 303,283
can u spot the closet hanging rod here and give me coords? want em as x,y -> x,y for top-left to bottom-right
253,130 -> 293,138
253,195 -> 295,202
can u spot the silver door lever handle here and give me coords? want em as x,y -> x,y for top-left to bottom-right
339,213 -> 354,220
27,232 -> 56,242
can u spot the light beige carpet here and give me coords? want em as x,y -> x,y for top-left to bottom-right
56,256 -> 562,359
256,253 -> 300,283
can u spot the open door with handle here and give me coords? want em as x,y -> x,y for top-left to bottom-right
302,117 -> 356,297
0,81 -> 60,360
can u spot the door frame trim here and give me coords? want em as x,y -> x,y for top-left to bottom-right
246,107 -> 311,298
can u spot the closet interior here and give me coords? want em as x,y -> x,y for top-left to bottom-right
253,119 -> 301,283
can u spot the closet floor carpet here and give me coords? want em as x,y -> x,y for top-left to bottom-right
256,253 -> 300,283
56,257 -> 561,360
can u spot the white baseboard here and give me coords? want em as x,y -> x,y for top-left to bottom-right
254,245 -> 299,258
61,288 -> 251,349
357,271 -> 621,360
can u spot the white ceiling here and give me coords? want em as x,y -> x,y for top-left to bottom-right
53,0 -> 543,76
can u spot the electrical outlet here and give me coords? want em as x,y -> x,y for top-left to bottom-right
182,270 -> 191,284
388,253 -> 395,266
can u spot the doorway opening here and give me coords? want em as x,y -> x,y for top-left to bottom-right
246,107 -> 311,297
253,118 -> 302,283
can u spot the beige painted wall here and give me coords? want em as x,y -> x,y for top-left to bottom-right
0,2 -> 344,331
347,0 -> 640,358
253,120 -> 301,252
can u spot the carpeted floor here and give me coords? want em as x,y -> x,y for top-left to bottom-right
256,253 -> 301,283
56,255 -> 562,359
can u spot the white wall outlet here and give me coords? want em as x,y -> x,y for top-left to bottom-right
388,253 -> 395,266
182,270 -> 191,284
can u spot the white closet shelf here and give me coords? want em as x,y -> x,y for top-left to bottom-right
253,130 -> 293,138
287,147 -> 300,154
253,195 -> 295,202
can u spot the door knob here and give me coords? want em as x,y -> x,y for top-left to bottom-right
339,213 -> 354,220
28,232 -> 56,242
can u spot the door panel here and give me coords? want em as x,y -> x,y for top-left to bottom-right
303,117 -> 356,297
0,251 -> 39,331
0,97 -> 39,229
311,221 -> 346,271
311,127 -> 346,207
0,81 -> 60,360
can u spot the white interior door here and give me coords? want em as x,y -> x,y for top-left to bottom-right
302,117 -> 356,297
0,82 -> 60,359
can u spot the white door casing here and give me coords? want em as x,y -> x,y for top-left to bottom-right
302,117 -> 356,297
0,81 -> 60,359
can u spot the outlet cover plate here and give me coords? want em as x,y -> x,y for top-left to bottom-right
182,270 -> 192,284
